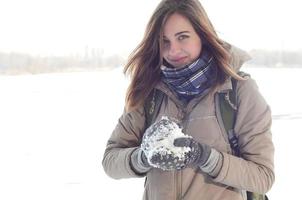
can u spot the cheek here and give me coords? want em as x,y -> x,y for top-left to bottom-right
162,50 -> 169,61
190,42 -> 202,59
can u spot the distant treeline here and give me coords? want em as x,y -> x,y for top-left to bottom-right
0,49 -> 301,75
248,49 -> 302,68
0,52 -> 125,75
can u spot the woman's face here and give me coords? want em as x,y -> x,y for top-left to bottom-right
162,13 -> 202,68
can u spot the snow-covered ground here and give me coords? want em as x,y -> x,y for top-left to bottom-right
0,67 -> 301,199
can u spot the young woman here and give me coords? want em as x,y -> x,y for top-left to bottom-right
102,0 -> 274,199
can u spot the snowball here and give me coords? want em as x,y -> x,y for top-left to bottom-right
141,116 -> 191,170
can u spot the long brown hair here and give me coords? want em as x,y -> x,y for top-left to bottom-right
124,0 -> 242,112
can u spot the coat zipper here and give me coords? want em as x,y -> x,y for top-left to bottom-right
176,108 -> 189,200
175,170 -> 182,200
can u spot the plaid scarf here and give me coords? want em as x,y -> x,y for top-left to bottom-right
161,48 -> 217,101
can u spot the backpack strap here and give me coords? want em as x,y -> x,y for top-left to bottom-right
219,71 -> 250,157
219,78 -> 240,156
144,89 -> 165,128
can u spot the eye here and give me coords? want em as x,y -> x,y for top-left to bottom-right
163,39 -> 169,44
178,35 -> 189,41
162,39 -> 170,47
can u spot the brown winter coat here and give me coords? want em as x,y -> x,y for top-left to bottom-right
102,46 -> 275,200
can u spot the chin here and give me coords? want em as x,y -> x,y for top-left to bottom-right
164,59 -> 189,69
173,61 -> 191,69
173,64 -> 186,69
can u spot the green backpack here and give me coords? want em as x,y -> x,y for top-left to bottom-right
144,72 -> 268,200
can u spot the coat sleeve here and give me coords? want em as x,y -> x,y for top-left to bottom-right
102,106 -> 146,179
213,77 -> 275,194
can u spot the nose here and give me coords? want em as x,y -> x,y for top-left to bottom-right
168,41 -> 182,57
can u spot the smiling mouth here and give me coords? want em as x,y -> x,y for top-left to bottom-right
170,57 -> 187,63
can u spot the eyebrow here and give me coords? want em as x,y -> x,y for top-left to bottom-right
163,31 -> 190,39
175,31 -> 190,36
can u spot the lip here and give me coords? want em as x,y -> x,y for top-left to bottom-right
169,56 -> 187,63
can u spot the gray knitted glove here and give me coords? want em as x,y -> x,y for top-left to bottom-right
174,137 -> 211,167
149,151 -> 187,170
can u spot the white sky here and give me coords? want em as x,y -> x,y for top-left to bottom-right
0,0 -> 301,56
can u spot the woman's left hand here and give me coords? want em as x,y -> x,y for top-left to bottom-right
174,137 -> 212,167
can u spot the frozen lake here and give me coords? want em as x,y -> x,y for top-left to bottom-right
0,66 -> 301,199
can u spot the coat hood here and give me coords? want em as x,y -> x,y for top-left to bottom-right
225,43 -> 251,71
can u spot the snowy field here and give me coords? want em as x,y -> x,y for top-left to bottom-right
0,66 -> 301,199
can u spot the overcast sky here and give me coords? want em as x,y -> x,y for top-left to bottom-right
0,0 -> 301,56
